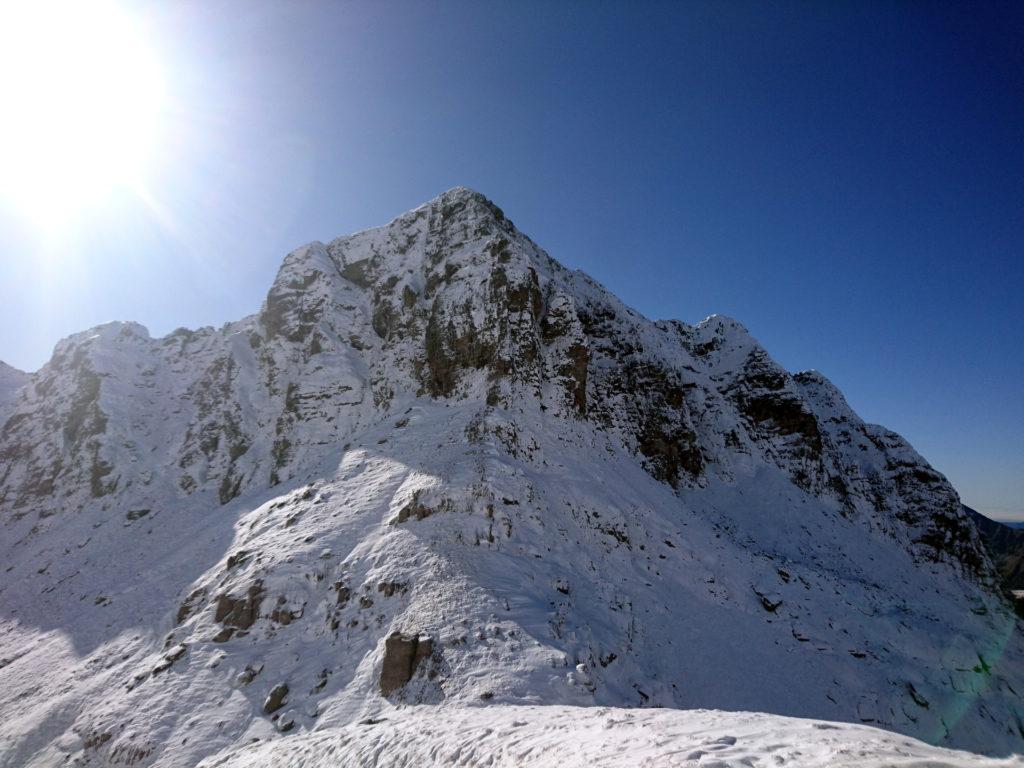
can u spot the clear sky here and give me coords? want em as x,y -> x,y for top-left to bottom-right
0,1 -> 1020,519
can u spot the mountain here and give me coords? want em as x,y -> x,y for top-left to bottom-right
0,187 -> 1020,767
967,505 -> 1024,592
0,360 -> 27,419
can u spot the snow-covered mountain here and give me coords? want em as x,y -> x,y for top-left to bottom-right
968,506 -> 1024,592
0,361 -> 27,421
0,187 -> 1019,767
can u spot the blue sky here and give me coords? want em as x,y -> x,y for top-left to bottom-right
0,1 -> 1020,518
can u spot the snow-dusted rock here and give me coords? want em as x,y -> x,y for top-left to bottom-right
0,187 -> 1018,767
0,360 -> 27,420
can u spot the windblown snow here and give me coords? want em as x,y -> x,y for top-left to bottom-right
0,187 -> 1019,767
200,705 -> 1020,768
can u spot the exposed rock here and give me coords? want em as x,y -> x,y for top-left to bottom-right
211,627 -> 235,643
753,586 -> 783,613
393,490 -> 448,524
153,644 -> 187,675
334,582 -> 351,606
165,644 -> 187,662
237,662 -> 263,686
263,683 -> 289,714
377,581 -> 408,597
82,731 -> 113,750
225,550 -> 250,570
379,632 -> 434,696
215,582 -> 265,629
176,588 -> 206,625
269,596 -> 303,625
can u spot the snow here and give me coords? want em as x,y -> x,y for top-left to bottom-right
0,187 -> 1019,767
200,705 -> 1022,768
0,359 -> 27,419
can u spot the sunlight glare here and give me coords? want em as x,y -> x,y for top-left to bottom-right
0,0 -> 164,226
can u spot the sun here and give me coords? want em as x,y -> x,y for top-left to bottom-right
0,0 -> 164,226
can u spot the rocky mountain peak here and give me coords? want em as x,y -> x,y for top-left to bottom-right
0,189 -> 1018,766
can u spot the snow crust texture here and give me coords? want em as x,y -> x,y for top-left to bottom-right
200,705 -> 1021,768
0,187 -> 1020,767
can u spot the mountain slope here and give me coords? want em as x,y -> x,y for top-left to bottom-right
968,505 -> 1024,591
0,188 -> 1020,767
0,360 -> 27,420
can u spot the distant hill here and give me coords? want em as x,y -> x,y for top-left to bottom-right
965,505 -> 1024,590
0,359 -> 28,417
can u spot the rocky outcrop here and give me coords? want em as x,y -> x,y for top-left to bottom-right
379,632 -> 434,696
215,582 -> 265,630
263,683 -> 289,714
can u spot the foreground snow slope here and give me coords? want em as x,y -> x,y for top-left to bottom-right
200,705 -> 1020,768
0,188 -> 1020,766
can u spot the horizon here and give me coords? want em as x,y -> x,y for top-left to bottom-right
0,1 -> 1020,521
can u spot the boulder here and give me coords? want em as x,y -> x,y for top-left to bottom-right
263,682 -> 288,714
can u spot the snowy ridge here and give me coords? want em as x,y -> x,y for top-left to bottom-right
199,705 -> 1020,768
0,187 -> 1019,766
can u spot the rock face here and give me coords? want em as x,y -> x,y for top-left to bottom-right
379,632 -> 433,695
0,187 -> 1019,768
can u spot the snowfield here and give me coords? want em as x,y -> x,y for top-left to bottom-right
0,188 -> 1020,766
201,705 -> 1021,768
